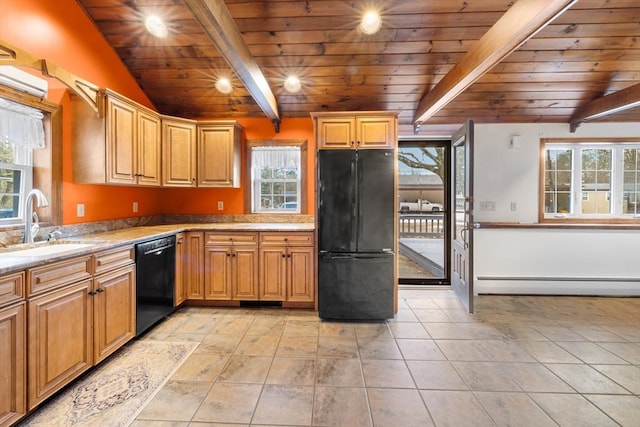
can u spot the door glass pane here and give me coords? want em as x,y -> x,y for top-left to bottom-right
398,143 -> 447,282
454,144 -> 465,242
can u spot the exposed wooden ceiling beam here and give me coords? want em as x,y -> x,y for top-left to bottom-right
570,83 -> 640,132
182,0 -> 280,130
413,0 -> 576,125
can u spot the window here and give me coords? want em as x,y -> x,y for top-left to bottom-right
246,140 -> 307,214
0,97 -> 44,225
541,138 -> 640,223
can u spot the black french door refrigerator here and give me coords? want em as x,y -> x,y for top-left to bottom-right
317,149 -> 395,320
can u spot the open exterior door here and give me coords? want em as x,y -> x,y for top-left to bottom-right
451,121 -> 474,313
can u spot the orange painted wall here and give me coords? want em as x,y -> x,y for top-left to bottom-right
0,0 -> 317,223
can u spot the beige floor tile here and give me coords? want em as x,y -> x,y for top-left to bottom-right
405,298 -> 440,309
421,390 -> 496,427
195,333 -> 242,354
391,309 -> 419,322
501,362 -> 574,393
413,308 -> 452,322
530,393 -> 619,427
357,337 -> 403,359
266,357 -> 315,385
491,323 -> 550,341
545,363 -> 632,394
474,340 -> 537,362
601,325 -> 640,343
597,342 -> 640,364
174,315 -> 217,334
354,323 -> 392,338
568,324 -> 629,342
130,421 -> 189,427
165,332 -> 207,343
396,339 -> 447,360
368,388 -> 434,427
362,359 -> 415,388
432,297 -> 466,310
170,353 -> 228,382
313,386 -> 372,427
407,360 -> 468,390
318,321 -> 356,336
209,317 -> 252,335
442,309 -> 476,323
251,384 -> 313,426
283,319 -> 319,336
317,336 -> 359,358
474,391 -> 557,426
388,321 -> 429,339
556,341 -> 629,364
533,324 -> 587,341
517,340 -> 584,363
136,380 -> 211,422
316,358 -> 364,386
586,394 -> 640,427
422,322 -> 472,339
451,361 -> 521,392
245,317 -> 286,336
435,339 -> 491,361
275,335 -> 318,357
234,334 -> 280,356
592,364 -> 640,394
217,355 -> 272,384
192,383 -> 262,424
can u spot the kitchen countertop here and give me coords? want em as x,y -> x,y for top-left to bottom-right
0,222 -> 315,275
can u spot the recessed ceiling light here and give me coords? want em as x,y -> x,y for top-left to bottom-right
215,77 -> 233,94
145,16 -> 168,38
284,75 -> 301,93
360,10 -> 381,35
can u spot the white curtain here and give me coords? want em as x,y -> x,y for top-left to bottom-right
252,146 -> 300,173
0,97 -> 45,150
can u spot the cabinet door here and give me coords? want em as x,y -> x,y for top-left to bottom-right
137,109 -> 161,186
232,247 -> 259,300
93,265 -> 136,364
174,233 -> 186,306
356,116 -> 396,149
316,117 -> 356,149
185,232 -> 204,299
205,246 -> 232,300
0,302 -> 25,427
198,124 -> 241,188
106,95 -> 137,184
28,280 -> 93,410
259,246 -> 286,301
162,118 -> 197,187
287,247 -> 315,302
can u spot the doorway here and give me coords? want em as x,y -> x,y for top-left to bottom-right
397,138 -> 450,285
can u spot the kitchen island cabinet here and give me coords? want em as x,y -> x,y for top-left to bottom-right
312,112 -> 397,149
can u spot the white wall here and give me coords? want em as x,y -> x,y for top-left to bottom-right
472,122 -> 640,296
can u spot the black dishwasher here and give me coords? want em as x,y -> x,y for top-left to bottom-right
135,235 -> 176,336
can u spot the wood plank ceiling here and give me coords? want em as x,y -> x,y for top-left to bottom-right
76,0 -> 640,134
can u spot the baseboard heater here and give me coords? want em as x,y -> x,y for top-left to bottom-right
477,275 -> 639,282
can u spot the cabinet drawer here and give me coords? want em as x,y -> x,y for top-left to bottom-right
94,246 -> 134,275
27,256 -> 92,296
0,271 -> 25,307
205,232 -> 258,246
260,232 -> 314,246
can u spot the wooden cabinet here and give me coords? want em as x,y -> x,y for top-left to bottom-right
197,121 -> 242,188
71,89 -> 161,186
28,279 -> 93,410
174,232 -> 186,306
259,232 -> 315,304
0,301 -> 25,427
92,247 -> 135,364
162,116 -> 197,187
27,247 -> 135,410
185,232 -> 205,299
204,232 -> 259,301
312,111 -> 398,149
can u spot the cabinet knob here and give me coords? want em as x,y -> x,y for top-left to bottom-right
287,254 -> 291,258
88,290 -> 97,295
226,252 -> 231,257
231,253 -> 236,258
284,237 -> 288,242
281,253 -> 286,258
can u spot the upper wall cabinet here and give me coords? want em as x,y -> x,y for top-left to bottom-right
162,116 -> 197,187
311,111 -> 398,149
71,89 -> 161,186
197,121 -> 242,188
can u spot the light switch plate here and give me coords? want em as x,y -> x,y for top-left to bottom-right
217,201 -> 224,210
77,203 -> 85,217
133,201 -> 139,213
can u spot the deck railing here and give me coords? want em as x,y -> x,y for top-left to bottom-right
399,212 -> 445,238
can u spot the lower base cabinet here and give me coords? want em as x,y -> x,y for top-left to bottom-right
0,302 -> 26,427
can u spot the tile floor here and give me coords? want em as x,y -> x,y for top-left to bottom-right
42,289 -> 640,426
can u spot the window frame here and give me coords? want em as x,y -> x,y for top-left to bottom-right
0,162 -> 32,225
539,137 -> 640,224
245,139 -> 308,214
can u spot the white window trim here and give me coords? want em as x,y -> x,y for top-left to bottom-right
540,138 -> 640,223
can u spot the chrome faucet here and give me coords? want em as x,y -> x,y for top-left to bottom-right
23,189 -> 49,243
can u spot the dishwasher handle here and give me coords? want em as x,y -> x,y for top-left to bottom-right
144,244 -> 174,256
